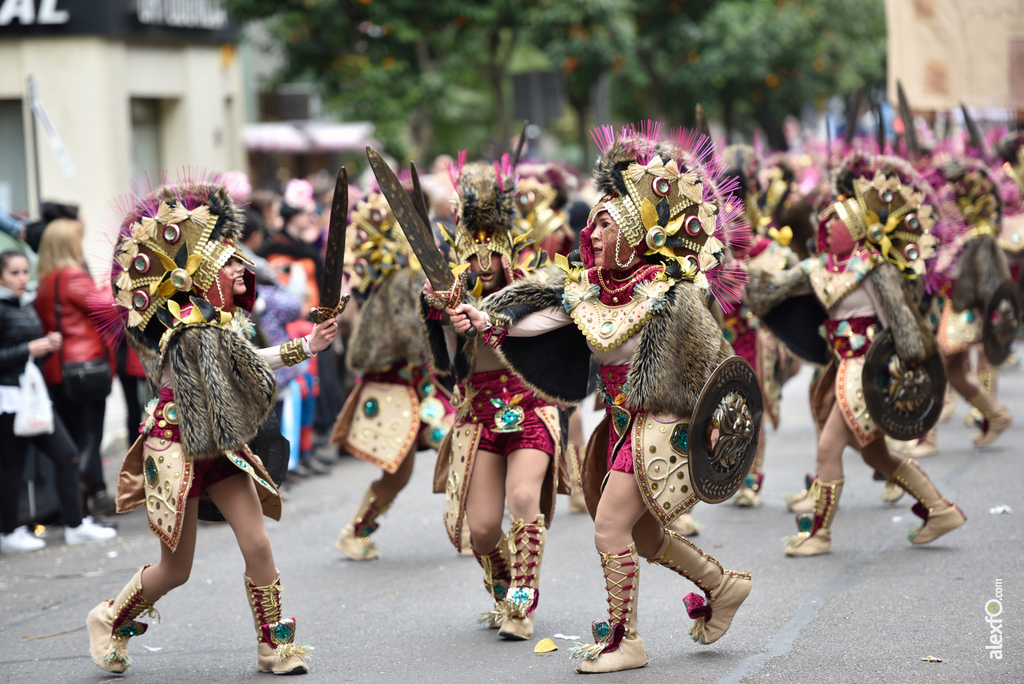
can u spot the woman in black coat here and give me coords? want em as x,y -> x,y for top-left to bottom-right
0,250 -> 115,552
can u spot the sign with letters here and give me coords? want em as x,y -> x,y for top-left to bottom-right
0,0 -> 235,43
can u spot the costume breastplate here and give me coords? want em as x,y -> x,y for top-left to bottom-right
806,249 -> 878,310
565,272 -> 671,352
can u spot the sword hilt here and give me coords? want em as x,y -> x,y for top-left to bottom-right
424,271 -> 477,338
309,294 -> 351,325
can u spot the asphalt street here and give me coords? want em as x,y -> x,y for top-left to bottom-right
1,360 -> 1021,683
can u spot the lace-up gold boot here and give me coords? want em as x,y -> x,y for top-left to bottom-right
785,479 -> 843,557
573,544 -> 648,673
650,529 -> 752,644
245,573 -> 312,675
474,541 -> 511,629
891,458 -> 966,544
497,516 -> 545,640
87,566 -> 159,673
335,486 -> 390,560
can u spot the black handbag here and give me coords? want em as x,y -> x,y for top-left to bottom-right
55,270 -> 112,402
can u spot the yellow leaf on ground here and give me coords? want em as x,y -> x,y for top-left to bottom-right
534,638 -> 558,653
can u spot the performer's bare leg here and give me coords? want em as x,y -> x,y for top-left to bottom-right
815,402 -> 850,483
208,473 -> 277,585
465,449 -> 507,553
208,472 -> 312,673
944,350 -> 979,400
370,449 -> 416,505
138,498 -> 200,601
505,448 -> 549,523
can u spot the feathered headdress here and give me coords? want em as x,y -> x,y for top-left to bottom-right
582,122 -> 749,309
441,156 -> 543,290
513,162 -> 572,244
348,191 -> 419,297
822,153 -> 961,289
100,170 -> 252,350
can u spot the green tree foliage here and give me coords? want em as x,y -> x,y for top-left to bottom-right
226,0 -> 886,158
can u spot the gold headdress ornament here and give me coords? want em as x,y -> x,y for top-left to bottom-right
513,163 -> 570,244
440,154 -> 544,292
822,155 -> 946,281
109,173 -> 251,333
940,157 -> 1001,240
996,132 -> 1024,197
348,191 -> 419,295
581,122 -> 748,299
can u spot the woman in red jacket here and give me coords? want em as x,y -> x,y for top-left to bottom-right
35,218 -> 115,515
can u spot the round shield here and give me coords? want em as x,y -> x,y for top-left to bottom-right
983,280 -> 1022,366
862,328 -> 947,441
687,356 -> 764,504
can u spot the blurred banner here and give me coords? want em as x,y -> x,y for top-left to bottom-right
885,0 -> 1024,110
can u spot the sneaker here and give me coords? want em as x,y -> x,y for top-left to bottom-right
0,526 -> 46,553
65,516 -> 118,545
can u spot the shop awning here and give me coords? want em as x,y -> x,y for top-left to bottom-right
243,122 -> 375,153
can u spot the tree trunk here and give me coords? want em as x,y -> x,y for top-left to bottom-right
570,89 -> 590,168
721,94 -> 735,142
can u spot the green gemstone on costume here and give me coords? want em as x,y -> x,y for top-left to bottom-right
496,406 -> 524,429
613,412 -> 629,432
115,621 -> 144,637
273,622 -> 295,643
593,621 -> 611,640
165,405 -> 178,421
431,427 -> 446,443
600,321 -> 614,335
670,424 -> 689,454
364,398 -> 380,418
421,382 -> 433,396
796,513 -> 814,533
144,456 -> 158,487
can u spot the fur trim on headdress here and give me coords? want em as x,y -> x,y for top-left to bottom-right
578,122 -> 750,312
821,152 -> 963,289
97,170 -> 249,357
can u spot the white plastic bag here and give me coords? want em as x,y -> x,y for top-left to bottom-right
14,360 -> 54,437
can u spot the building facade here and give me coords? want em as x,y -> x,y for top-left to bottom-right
0,0 -> 244,240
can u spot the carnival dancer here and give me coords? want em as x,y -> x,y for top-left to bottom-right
330,191 -> 453,560
416,158 -> 565,641
748,154 -> 966,556
449,124 -> 758,672
933,157 -> 1015,447
86,174 -> 343,675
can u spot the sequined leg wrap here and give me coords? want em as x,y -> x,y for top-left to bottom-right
474,542 -> 511,627
501,516 -> 545,619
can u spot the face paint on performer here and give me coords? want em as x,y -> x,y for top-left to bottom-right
468,251 -> 507,294
827,217 -> 855,256
590,211 -> 639,271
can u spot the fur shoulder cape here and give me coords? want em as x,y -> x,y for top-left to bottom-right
476,276 -> 732,416
746,259 -> 935,363
952,234 -> 1012,313
347,269 -> 427,373
164,324 -> 277,460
